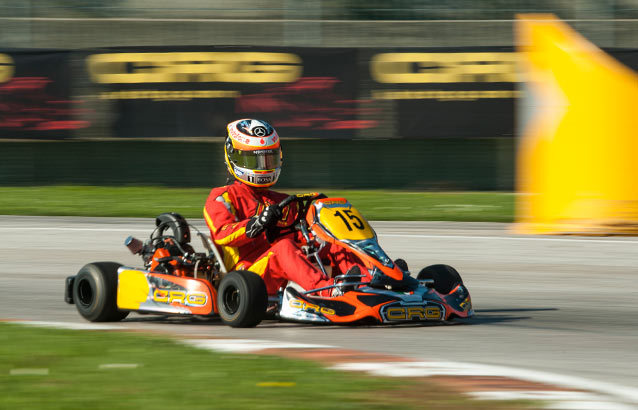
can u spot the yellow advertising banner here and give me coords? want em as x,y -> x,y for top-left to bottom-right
514,15 -> 638,234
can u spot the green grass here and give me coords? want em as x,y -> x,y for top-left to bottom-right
0,323 -> 533,410
0,186 -> 514,221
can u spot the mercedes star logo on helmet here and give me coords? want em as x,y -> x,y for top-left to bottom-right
253,126 -> 267,137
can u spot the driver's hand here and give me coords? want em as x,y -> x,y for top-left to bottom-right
246,205 -> 282,238
260,205 -> 282,226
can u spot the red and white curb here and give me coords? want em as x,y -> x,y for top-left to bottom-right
328,361 -> 638,410
7,321 -> 638,410
183,339 -> 638,410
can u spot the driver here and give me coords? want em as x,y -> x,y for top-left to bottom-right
203,119 -> 363,296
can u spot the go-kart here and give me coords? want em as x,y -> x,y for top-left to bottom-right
64,193 -> 473,327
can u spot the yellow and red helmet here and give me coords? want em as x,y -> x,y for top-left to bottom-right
224,119 -> 282,188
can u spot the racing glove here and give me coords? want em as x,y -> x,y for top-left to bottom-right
246,205 -> 282,238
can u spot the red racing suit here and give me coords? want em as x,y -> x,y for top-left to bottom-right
203,181 -> 362,295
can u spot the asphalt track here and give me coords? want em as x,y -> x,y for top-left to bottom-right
2,216 -> 638,402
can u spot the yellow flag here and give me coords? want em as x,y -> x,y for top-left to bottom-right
515,14 -> 638,234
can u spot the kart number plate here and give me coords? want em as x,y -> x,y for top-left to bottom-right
318,203 -> 374,241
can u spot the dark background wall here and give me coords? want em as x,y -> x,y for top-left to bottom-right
2,44 -> 637,191
0,45 -> 521,190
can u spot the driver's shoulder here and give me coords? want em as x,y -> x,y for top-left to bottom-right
207,185 -> 231,199
206,184 -> 241,209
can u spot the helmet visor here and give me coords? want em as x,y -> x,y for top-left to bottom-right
229,148 -> 281,170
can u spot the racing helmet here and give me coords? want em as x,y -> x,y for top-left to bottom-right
224,119 -> 282,188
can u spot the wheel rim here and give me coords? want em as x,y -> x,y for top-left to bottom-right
77,278 -> 94,307
222,285 -> 240,315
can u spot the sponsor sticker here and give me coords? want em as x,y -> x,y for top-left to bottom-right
289,298 -> 336,316
381,304 -> 443,321
152,289 -> 208,306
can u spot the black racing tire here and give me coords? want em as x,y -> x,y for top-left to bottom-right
417,264 -> 463,295
394,258 -> 409,273
72,262 -> 129,322
217,270 -> 267,328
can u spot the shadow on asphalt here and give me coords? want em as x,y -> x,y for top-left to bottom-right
123,315 -> 222,325
120,308 -> 558,328
475,308 -> 559,313
466,307 -> 559,325
122,315 -> 472,329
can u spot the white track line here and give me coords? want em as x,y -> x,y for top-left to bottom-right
184,338 -> 333,353
13,321 -> 122,330
378,233 -> 638,244
471,390 -> 606,401
0,227 -> 150,232
471,391 -> 636,410
2,226 -> 636,244
330,361 -> 638,406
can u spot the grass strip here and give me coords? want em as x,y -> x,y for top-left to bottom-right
0,186 -> 514,222
0,323 -> 532,410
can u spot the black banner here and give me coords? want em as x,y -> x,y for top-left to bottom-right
3,46 -> 638,140
82,47 -> 362,139
361,47 -> 518,138
0,50 -> 88,138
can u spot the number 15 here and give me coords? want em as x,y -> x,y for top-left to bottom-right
334,210 -> 364,231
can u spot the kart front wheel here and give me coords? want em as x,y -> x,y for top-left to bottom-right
417,264 -> 463,295
217,270 -> 267,328
73,262 -> 129,322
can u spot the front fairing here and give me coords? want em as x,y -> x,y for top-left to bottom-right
304,197 -> 473,320
442,283 -> 473,318
307,198 -> 404,281
413,283 -> 473,319
368,267 -> 419,292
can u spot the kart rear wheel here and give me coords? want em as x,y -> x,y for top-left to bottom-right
417,264 -> 463,295
73,262 -> 129,322
217,270 -> 267,328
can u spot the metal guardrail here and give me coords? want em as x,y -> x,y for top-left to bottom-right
2,1 -> 638,20
1,17 -> 637,48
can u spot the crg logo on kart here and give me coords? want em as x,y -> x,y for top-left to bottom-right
152,289 -> 207,306
381,304 -> 443,321
289,298 -> 336,316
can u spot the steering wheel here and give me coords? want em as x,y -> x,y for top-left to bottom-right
272,192 -> 326,236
